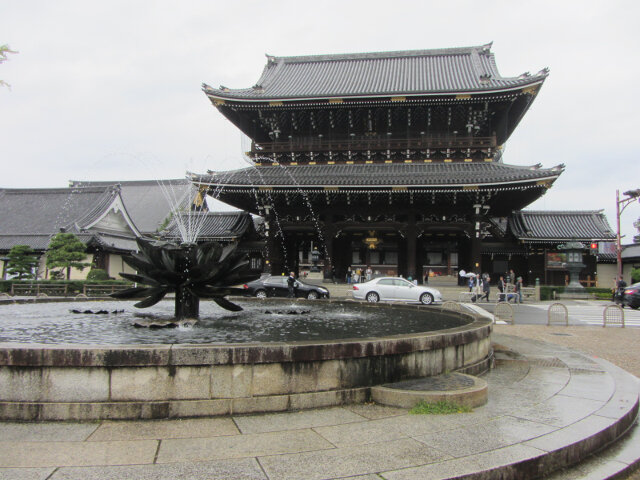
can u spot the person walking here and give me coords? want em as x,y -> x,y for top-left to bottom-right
497,275 -> 506,302
514,277 -> 523,303
346,266 -> 352,284
287,271 -> 297,298
480,275 -> 491,302
366,266 -> 372,282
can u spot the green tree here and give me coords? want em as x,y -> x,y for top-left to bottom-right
631,267 -> 640,284
46,233 -> 90,280
0,44 -> 18,89
6,245 -> 39,280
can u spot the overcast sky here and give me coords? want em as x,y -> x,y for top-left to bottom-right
2,0 -> 640,241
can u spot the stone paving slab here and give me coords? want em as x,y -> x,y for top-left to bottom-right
258,437 -> 451,480
155,429 -> 334,463
0,422 -> 98,442
86,417 -> 239,441
49,458 -> 267,480
381,444 -> 548,480
233,407 -> 365,434
0,468 -> 55,480
414,415 -> 557,458
0,439 -> 158,468
513,394 -> 607,428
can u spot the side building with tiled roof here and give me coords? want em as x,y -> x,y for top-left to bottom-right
194,44 -> 616,286
505,210 -> 616,286
0,185 -> 141,280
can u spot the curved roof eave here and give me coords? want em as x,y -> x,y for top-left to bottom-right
203,79 -> 547,104
194,174 -> 561,190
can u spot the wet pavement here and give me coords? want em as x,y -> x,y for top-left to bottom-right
0,330 -> 638,480
2,287 -> 640,478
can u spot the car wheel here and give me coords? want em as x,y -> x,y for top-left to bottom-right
255,289 -> 267,299
366,292 -> 380,303
307,291 -> 319,300
420,292 -> 434,305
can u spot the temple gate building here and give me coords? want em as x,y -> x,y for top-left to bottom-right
194,44 -> 614,284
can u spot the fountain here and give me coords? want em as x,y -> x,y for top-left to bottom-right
0,174 -> 492,421
110,237 -> 259,322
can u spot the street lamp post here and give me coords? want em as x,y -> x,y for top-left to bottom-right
615,189 -> 640,280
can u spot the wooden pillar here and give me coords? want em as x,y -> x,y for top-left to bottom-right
405,217 -> 417,280
266,216 -> 284,275
470,204 -> 483,273
322,224 -> 335,280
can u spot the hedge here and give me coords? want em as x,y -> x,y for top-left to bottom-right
0,279 -> 131,294
540,286 -> 613,301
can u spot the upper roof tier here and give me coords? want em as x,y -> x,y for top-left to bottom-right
203,44 -> 548,102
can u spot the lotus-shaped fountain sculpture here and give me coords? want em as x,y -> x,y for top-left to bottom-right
111,237 -> 261,320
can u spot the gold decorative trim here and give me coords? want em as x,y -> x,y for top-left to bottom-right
329,98 -> 343,104
328,161 -> 335,165
324,187 -> 339,191
392,187 -> 408,191
365,160 -> 373,164
424,159 -> 432,163
522,85 -> 539,95
213,99 -> 225,106
404,159 -> 413,163
269,101 -> 283,107
308,161 -> 316,165
463,185 -> 479,190
484,158 -> 493,162
258,187 -> 273,191
456,94 -> 472,100
444,158 -> 452,163
391,96 -> 406,102
385,160 -> 393,164
464,158 -> 473,162
290,162 -> 297,165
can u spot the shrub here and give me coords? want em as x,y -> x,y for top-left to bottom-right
631,268 -> 640,284
86,268 -> 110,281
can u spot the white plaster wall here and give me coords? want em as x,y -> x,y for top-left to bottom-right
107,254 -> 136,280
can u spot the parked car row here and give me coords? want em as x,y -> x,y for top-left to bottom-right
243,275 -> 330,300
243,275 -> 443,305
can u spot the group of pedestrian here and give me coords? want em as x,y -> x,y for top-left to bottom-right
469,269 -> 524,303
346,266 -> 372,284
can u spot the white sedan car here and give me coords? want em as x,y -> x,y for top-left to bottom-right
352,277 -> 443,305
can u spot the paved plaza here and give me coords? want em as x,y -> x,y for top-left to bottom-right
1,293 -> 640,479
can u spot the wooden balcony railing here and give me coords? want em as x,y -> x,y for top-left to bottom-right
253,135 -> 496,154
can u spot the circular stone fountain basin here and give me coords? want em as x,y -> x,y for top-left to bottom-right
0,298 -> 492,420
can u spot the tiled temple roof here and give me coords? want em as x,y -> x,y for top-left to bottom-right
194,162 -> 563,188
0,186 -> 136,252
0,186 -> 118,235
163,212 -> 254,241
203,44 -> 548,101
509,210 -> 616,243
69,179 -> 194,234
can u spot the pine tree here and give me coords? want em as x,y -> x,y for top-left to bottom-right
46,233 -> 90,280
0,44 -> 18,89
6,245 -> 39,280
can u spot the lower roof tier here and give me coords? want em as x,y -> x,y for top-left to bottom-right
192,162 -> 564,217
193,161 -> 563,188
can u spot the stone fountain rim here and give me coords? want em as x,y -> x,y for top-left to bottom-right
0,298 -> 492,367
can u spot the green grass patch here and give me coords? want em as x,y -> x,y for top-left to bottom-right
409,400 -> 472,415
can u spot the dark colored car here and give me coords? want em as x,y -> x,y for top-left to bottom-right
243,275 -> 330,300
623,282 -> 640,309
